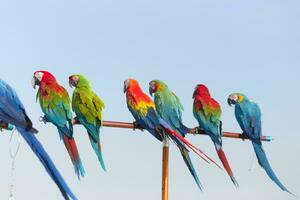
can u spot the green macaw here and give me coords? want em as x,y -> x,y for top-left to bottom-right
69,74 -> 106,171
149,80 -> 203,190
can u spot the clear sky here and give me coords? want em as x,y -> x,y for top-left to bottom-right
0,0 -> 299,199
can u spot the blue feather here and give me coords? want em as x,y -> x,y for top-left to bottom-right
234,95 -> 295,195
252,142 -> 295,196
18,127 -> 78,200
0,79 -> 77,200
77,116 -> 107,171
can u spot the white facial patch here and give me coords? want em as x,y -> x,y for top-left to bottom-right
35,72 -> 44,81
124,80 -> 129,88
229,94 -> 238,101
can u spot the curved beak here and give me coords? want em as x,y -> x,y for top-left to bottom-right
192,89 -> 196,99
149,88 -> 153,96
69,76 -> 78,88
123,84 -> 127,93
227,98 -> 236,106
149,86 -> 155,96
31,77 -> 39,89
69,79 -> 74,88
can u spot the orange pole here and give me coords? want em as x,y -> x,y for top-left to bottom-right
1,119 -> 272,141
162,138 -> 169,200
74,119 -> 272,142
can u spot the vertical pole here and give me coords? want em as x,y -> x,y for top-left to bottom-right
162,138 -> 169,200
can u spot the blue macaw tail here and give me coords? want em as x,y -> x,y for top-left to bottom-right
178,146 -> 203,190
252,142 -> 295,196
88,135 -> 107,172
17,127 -> 78,200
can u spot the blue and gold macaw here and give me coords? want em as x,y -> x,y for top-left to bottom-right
228,93 -> 295,195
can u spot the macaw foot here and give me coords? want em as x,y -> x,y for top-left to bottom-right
39,116 -> 49,124
72,117 -> 79,125
194,127 -> 202,135
133,121 -> 144,131
241,132 -> 246,141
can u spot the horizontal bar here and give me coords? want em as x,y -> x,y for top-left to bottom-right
73,119 -> 272,142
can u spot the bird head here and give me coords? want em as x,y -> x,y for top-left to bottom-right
193,84 -> 210,99
227,93 -> 246,106
69,74 -> 90,89
68,75 -> 80,88
123,79 -> 140,93
32,70 -> 56,89
148,80 -> 167,96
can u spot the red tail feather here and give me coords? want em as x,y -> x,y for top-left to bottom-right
63,135 -> 80,163
164,126 -> 222,169
216,148 -> 238,186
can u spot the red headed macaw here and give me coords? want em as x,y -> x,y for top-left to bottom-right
193,84 -> 238,186
124,79 -> 220,167
149,80 -> 203,190
69,74 -> 106,171
32,70 -> 85,179
228,93 -> 295,195
0,78 -> 77,200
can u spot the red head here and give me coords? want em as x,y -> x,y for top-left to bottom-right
32,70 -> 57,89
193,84 -> 211,99
123,79 -> 141,94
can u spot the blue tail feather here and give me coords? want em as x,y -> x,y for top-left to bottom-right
179,146 -> 203,190
18,128 -> 78,200
252,142 -> 295,196
89,136 -> 107,172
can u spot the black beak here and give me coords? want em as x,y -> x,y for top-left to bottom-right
192,90 -> 196,99
32,77 -> 40,89
227,98 -> 236,106
123,85 -> 127,93
69,79 -> 74,88
149,87 -> 154,96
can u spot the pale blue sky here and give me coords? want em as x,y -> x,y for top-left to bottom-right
0,0 -> 299,199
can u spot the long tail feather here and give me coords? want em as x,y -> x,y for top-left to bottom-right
63,135 -> 85,179
17,128 -> 77,200
216,148 -> 238,187
179,146 -> 203,190
88,135 -> 107,172
158,118 -> 222,169
252,142 -> 295,196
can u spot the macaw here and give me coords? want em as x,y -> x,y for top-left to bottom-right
69,74 -> 106,171
193,84 -> 238,186
228,93 -> 294,195
149,80 -> 202,190
123,79 -> 220,168
32,70 -> 85,179
0,78 -> 77,200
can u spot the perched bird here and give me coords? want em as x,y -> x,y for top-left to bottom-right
228,93 -> 294,195
124,79 -> 219,167
69,74 -> 106,171
32,70 -> 85,179
0,78 -> 77,200
193,84 -> 238,186
149,80 -> 203,190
